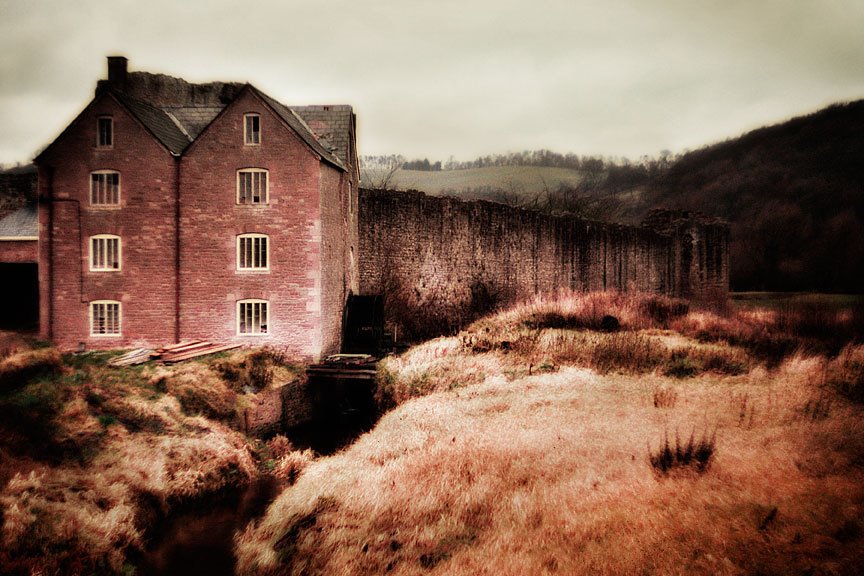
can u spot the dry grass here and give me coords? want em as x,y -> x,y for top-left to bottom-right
0,347 -> 62,389
213,347 -> 301,392
826,344 -> 864,403
0,345 -> 266,574
237,356 -> 864,575
237,292 -> 864,575
377,293 -> 759,402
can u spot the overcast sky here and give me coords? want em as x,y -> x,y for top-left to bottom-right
1,0 -> 862,166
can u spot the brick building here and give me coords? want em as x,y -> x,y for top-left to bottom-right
35,57 -> 359,359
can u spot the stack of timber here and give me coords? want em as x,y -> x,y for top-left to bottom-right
157,340 -> 242,364
108,348 -> 153,367
108,340 -> 242,366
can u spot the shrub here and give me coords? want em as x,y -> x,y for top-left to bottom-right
649,429 -> 716,474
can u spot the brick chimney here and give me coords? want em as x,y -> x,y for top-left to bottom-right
107,56 -> 128,90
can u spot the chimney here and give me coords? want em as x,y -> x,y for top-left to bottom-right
107,56 -> 128,91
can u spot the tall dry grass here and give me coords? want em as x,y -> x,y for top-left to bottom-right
0,346 -> 263,574
237,291 -> 864,575
377,292 -> 758,403
237,355 -> 864,575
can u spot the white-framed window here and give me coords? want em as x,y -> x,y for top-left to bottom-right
237,299 -> 269,335
90,300 -> 121,336
89,234 -> 121,271
237,234 -> 269,271
97,117 -> 113,148
90,171 -> 120,206
244,114 -> 260,145
237,169 -> 268,205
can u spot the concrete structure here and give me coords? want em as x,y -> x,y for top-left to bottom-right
34,57 -> 359,358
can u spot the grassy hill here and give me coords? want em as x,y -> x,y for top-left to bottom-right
236,292 -> 864,575
361,165 -> 585,200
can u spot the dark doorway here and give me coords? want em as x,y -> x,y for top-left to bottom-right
342,294 -> 385,354
0,263 -> 39,331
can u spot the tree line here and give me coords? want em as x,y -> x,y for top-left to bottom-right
360,149 -> 675,175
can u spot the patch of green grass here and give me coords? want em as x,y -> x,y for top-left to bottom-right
98,414 -> 117,428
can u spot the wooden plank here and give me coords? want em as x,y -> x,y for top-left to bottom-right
109,348 -> 154,366
161,340 -> 211,354
161,343 -> 242,364
157,340 -> 209,354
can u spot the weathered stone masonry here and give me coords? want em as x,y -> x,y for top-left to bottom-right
358,189 -> 728,334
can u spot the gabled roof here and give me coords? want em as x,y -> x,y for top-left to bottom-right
111,92 -> 191,155
251,88 -> 345,170
0,204 -> 37,239
36,66 -> 354,172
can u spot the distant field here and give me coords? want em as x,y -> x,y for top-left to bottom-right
731,292 -> 864,310
360,166 -> 584,197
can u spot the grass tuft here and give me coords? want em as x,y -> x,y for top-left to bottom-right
649,429 -> 716,474
652,386 -> 677,408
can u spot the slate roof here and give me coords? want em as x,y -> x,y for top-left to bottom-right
163,106 -> 223,140
0,204 -> 37,238
110,72 -> 350,170
292,106 -> 354,169
252,89 -> 345,170
37,69 -> 354,170
112,92 -> 191,155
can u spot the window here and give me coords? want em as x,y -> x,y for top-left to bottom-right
90,171 -> 120,206
237,300 -> 268,335
237,169 -> 268,204
90,235 -> 121,271
244,114 -> 260,145
237,234 -> 269,271
90,300 -> 121,336
97,117 -> 113,148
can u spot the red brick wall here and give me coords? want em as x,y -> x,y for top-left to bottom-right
0,240 -> 37,263
38,93 -> 178,350
319,167 -> 349,356
179,89 -> 325,359
319,116 -> 359,356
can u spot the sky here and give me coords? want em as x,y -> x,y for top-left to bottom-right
1,0 -> 863,166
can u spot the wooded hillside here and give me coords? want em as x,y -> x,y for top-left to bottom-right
642,100 -> 864,292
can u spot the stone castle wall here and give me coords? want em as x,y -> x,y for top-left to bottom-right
358,189 -> 728,337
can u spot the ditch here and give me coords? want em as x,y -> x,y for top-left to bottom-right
135,373 -> 380,575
